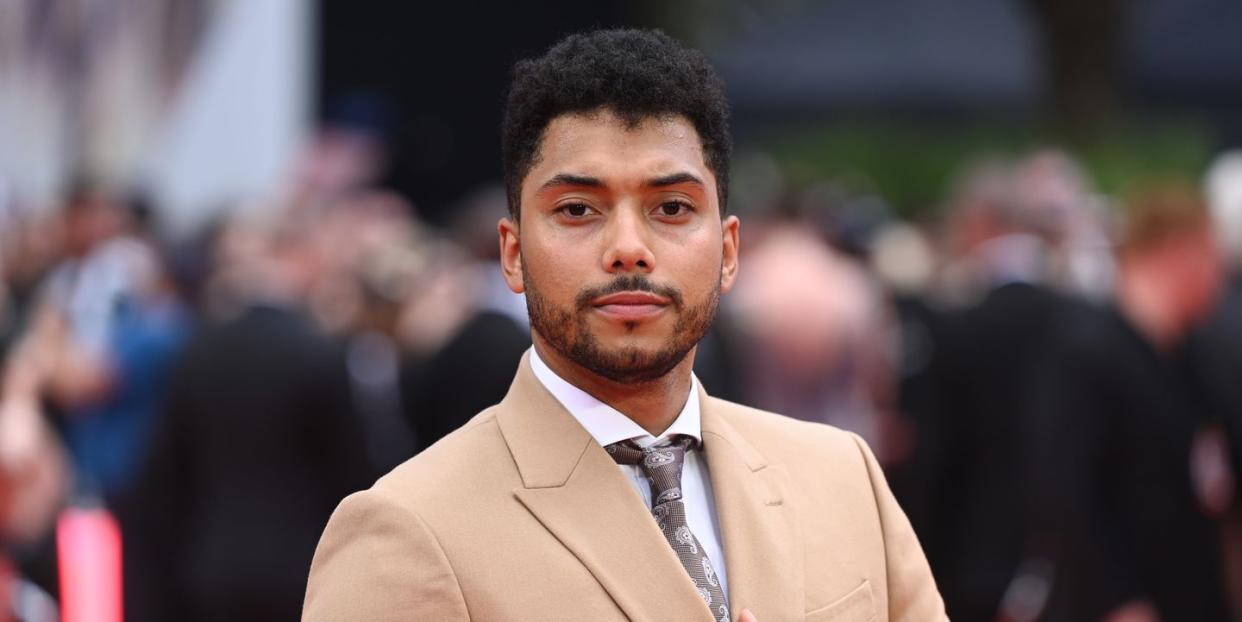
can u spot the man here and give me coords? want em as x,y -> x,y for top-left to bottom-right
905,155 -> 1091,621
133,222 -> 372,621
304,29 -> 945,621
1031,186 -> 1229,621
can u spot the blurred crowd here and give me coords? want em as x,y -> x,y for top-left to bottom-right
4,118 -> 1242,621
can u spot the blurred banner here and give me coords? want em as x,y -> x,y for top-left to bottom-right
0,0 -> 310,231
140,0 -> 311,233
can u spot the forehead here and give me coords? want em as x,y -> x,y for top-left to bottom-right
527,110 -> 712,185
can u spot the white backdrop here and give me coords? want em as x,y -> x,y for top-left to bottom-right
140,0 -> 312,234
0,0 -> 311,234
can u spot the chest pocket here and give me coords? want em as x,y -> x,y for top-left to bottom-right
806,579 -> 877,622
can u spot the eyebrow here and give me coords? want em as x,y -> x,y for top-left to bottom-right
537,171 -> 706,193
647,172 -> 705,188
539,173 -> 604,191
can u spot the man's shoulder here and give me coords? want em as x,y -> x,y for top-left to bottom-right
367,406 -> 515,510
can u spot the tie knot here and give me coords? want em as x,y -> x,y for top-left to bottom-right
605,436 -> 695,504
604,435 -> 694,468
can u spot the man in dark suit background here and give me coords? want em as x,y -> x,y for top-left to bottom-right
1032,186 -> 1229,621
897,155 -> 1089,621
1187,152 -> 1242,612
401,188 -> 531,451
129,223 -> 372,622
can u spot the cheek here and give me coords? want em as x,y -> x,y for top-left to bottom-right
524,240 -> 590,300
662,243 -> 722,296
1181,254 -> 1220,306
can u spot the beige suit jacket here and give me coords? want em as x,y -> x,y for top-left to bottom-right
304,355 -> 947,621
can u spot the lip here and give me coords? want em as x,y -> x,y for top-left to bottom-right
591,291 -> 670,321
591,291 -> 670,306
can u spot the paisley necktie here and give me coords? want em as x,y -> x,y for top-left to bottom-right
606,436 -> 730,622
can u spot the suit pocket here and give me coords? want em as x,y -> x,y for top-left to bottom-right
805,579 -> 877,621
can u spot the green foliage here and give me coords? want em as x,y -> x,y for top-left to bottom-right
750,118 -> 1215,218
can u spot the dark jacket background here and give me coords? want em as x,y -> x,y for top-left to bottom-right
129,305 -> 373,622
1032,305 -> 1229,621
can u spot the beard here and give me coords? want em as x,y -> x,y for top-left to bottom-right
523,270 -> 720,384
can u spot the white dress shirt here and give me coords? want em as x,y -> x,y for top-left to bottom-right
529,347 -> 729,598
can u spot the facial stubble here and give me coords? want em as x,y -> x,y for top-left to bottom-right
523,268 -> 721,385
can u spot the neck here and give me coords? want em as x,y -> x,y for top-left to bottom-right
532,337 -> 695,437
1117,264 -> 1181,350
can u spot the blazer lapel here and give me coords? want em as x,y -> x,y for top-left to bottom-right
497,354 -> 715,622
701,390 -> 805,621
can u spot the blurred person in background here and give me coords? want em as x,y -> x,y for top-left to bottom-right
1193,151 -> 1242,614
32,186 -> 188,503
896,152 -> 1106,622
400,185 -> 531,452
12,185 -> 189,598
1032,184 -> 1228,621
1013,152 -> 1116,301
870,218 -> 946,548
129,217 -> 372,622
301,189 -> 423,472
939,155 -> 1065,302
727,221 -> 894,446
0,329 -> 69,622
0,190 -> 66,614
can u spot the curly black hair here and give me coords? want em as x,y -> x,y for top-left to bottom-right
501,28 -> 732,218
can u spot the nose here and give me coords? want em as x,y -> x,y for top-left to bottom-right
601,207 -> 655,274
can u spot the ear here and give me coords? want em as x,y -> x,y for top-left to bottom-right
498,216 -> 525,294
719,215 -> 740,294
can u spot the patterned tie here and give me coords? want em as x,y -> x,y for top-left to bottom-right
606,436 -> 731,622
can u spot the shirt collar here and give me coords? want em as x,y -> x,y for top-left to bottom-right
528,347 -> 701,449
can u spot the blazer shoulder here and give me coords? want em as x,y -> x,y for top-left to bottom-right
371,405 -> 513,510
306,407 -> 513,620
706,397 -> 948,619
305,478 -> 472,620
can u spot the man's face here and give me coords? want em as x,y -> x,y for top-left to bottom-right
500,109 -> 739,384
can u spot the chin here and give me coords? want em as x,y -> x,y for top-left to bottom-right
592,332 -> 673,357
590,313 -> 672,337
590,350 -> 688,384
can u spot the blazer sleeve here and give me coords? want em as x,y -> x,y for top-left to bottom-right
851,433 -> 949,621
303,488 -> 470,621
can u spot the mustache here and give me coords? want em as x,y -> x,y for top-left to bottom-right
576,275 -> 684,309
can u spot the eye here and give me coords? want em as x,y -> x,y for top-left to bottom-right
657,201 -> 691,217
558,202 -> 594,218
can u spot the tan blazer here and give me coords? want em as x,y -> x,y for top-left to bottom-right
304,355 -> 947,621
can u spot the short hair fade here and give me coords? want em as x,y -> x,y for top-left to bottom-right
501,28 -> 732,218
